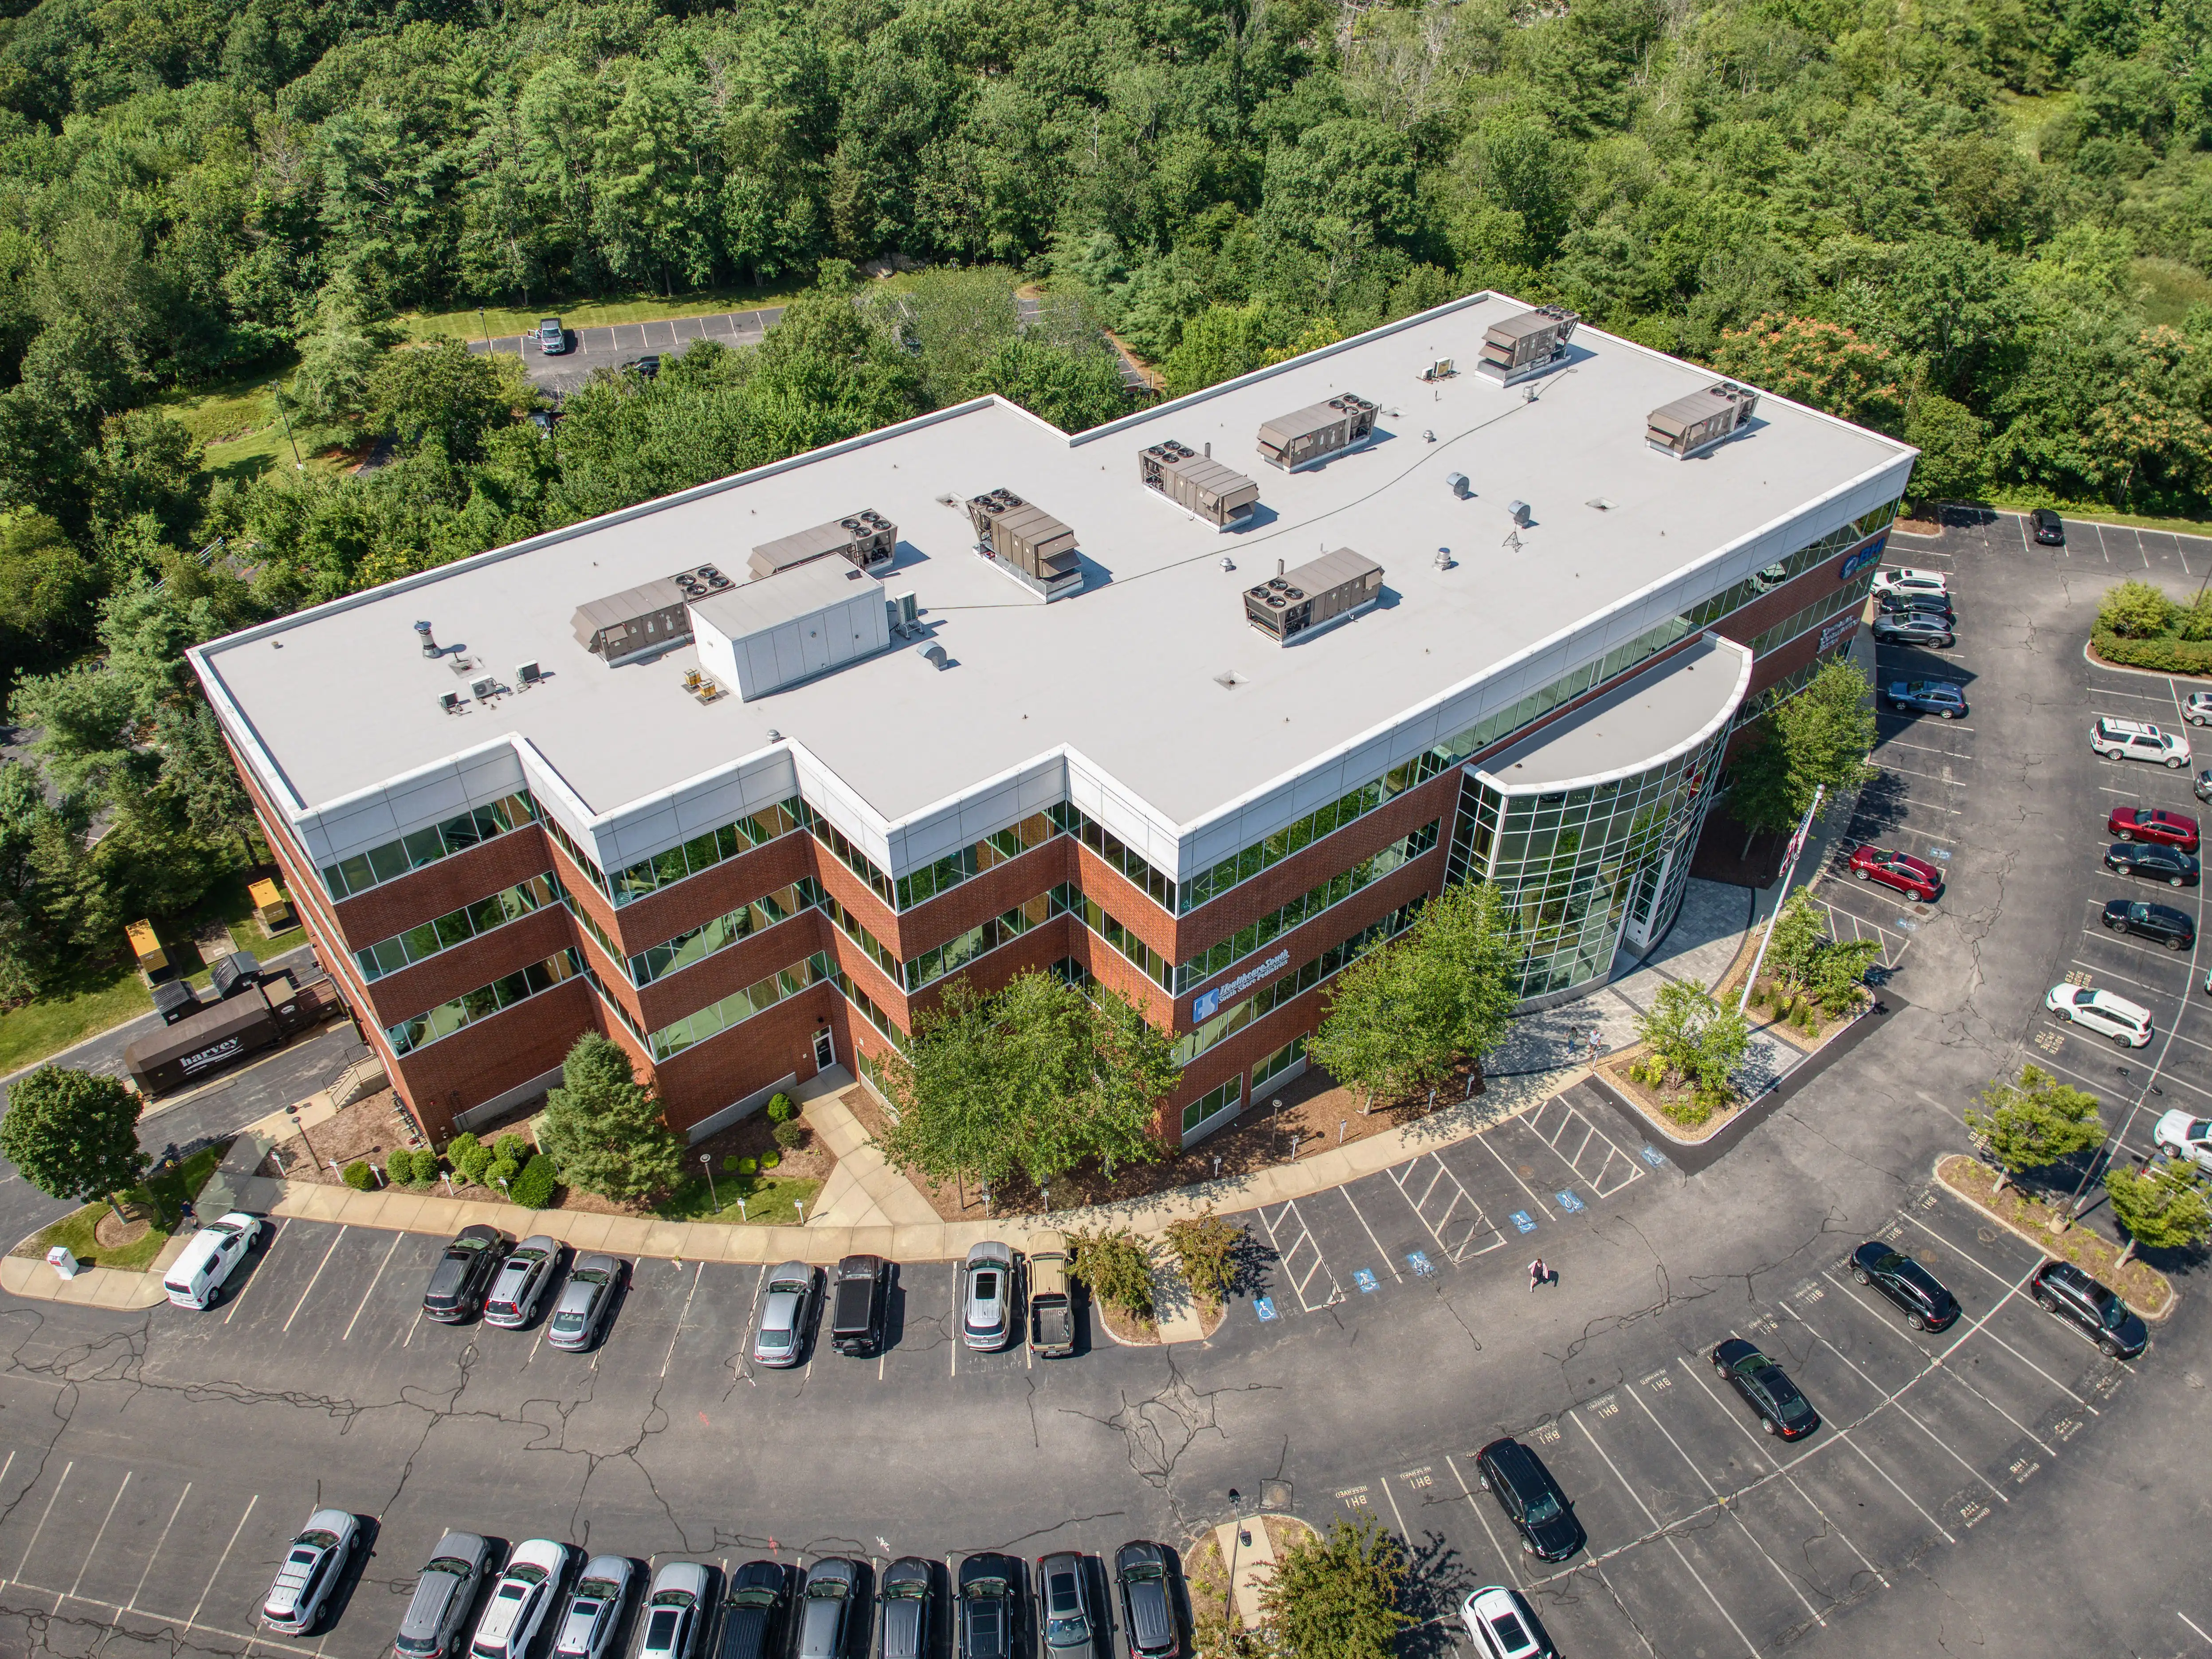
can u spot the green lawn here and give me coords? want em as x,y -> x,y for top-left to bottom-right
1981,490 -> 2212,539
12,1143 -> 228,1270
400,280 -> 816,345
154,362 -> 346,487
656,1174 -> 822,1227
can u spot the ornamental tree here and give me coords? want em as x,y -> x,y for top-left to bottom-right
1259,1517 -> 1413,1659
2105,1159 -> 2211,1264
0,1064 -> 146,1221
1710,315 -> 1904,429
536,1033 -> 684,1201
1964,1064 -> 2104,1196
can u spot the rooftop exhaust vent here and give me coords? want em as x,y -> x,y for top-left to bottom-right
1257,394 -> 1378,471
1477,306 -> 1578,386
1647,382 -> 1759,459
750,510 -> 897,580
1243,549 -> 1384,646
1445,471 -> 1471,499
414,620 -> 438,657
967,490 -> 1084,602
1140,439 -> 1261,526
920,643 -> 949,671
1506,500 -> 1531,526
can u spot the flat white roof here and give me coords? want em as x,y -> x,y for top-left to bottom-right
198,292 -> 1910,850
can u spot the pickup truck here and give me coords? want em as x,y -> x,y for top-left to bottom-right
1028,1231 -> 1075,1357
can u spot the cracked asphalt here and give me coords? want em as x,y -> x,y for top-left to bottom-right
0,511 -> 2208,1659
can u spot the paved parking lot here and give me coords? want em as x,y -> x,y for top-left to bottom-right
469,309 -> 786,394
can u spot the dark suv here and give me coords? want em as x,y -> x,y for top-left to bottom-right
830,1255 -> 890,1357
2031,507 -> 2065,545
2104,898 -> 2195,950
1472,1438 -> 1584,1561
2032,1260 -> 2148,1357
1849,1242 -> 1959,1331
713,1560 -> 790,1659
422,1224 -> 508,1322
958,1554 -> 1022,1659
1113,1542 -> 1180,1659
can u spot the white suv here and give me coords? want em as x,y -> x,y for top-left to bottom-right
1872,567 -> 1948,598
2044,984 -> 2153,1048
2091,717 -> 2192,769
2184,690 -> 2212,727
2153,1110 -> 2212,1172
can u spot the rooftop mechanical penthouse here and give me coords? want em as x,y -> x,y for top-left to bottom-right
193,292 -> 1915,1150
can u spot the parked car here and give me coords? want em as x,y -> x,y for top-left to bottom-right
2031,1259 -> 2148,1358
713,1561 -> 791,1659
1849,1242 -> 1959,1331
261,1508 -> 359,1635
547,1254 -> 621,1351
470,1538 -> 572,1659
2091,716 -> 2192,768
1458,1587 -> 1558,1659
638,1562 -> 712,1659
164,1211 -> 261,1309
878,1558 -> 934,1659
2031,506 -> 2065,545
1028,1230 -> 1075,1358
538,317 -> 567,353
623,354 -> 661,378
2198,767 -> 2212,804
2103,898 -> 2195,950
1035,1553 -> 1103,1659
1887,679 -> 1967,718
958,1554 -> 1022,1659
395,1531 -> 494,1659
1113,1541 -> 1180,1659
2186,690 -> 2212,727
2103,840 -> 2199,887
551,1555 -> 634,1659
962,1241 -> 1015,1351
1870,612 -> 1955,648
1876,588 -> 1955,620
1710,1338 -> 1820,1438
2107,806 -> 2201,851
2044,983 -> 2153,1047
2153,1110 -> 2212,1173
1473,1438 -> 1584,1561
830,1254 -> 890,1357
1871,567 -> 1949,597
423,1225 -> 508,1323
1847,844 -> 1941,900
484,1234 -> 561,1328
796,1558 -> 858,1659
753,1261 -> 819,1368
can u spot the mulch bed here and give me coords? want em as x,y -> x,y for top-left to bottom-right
1937,1153 -> 2176,1317
843,1061 -> 1484,1222
1689,805 -> 1787,889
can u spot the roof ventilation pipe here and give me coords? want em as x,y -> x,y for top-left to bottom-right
415,620 -> 437,657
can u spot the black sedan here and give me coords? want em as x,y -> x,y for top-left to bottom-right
2103,898 -> 2196,951
1871,613 -> 1955,647
2104,840 -> 2200,888
1473,1437 -> 1584,1561
1849,1242 -> 1960,1331
1710,1338 -> 1820,1439
422,1224 -> 509,1322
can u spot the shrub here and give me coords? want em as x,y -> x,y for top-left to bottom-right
486,1154 -> 521,1189
765,1092 -> 797,1125
1067,1225 -> 1156,1319
722,1154 -> 742,1173
2092,630 -> 2212,674
493,1132 -> 531,1164
407,1149 -> 439,1184
385,1149 -> 418,1183
1162,1211 -> 1246,1310
736,1157 -> 758,1176
448,1133 -> 490,1185
341,1159 -> 375,1190
772,1120 -> 808,1150
2098,580 -> 2177,639
760,1150 -> 780,1170
508,1153 -> 560,1209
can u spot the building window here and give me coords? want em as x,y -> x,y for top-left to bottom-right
354,875 -> 557,982
1172,901 -> 1423,1066
1049,802 -> 1179,911
622,879 -> 820,987
1181,1075 -> 1243,1138
322,792 -> 537,901
905,890 -> 1064,992
647,950 -> 835,1062
602,799 -> 802,907
1252,1035 -> 1307,1091
896,812 -> 1057,909
384,946 -> 582,1055
801,803 -> 899,907
1176,821 -> 1438,991
1062,886 -> 1173,990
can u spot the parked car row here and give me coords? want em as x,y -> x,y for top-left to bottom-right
420,1227 -> 626,1350
264,1522 -> 1186,1659
753,1235 -> 1077,1368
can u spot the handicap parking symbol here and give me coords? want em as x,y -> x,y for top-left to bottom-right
1639,1144 -> 1669,1168
1555,1189 -> 1586,1213
1353,1268 -> 1380,1294
1510,1210 -> 1537,1233
1254,1296 -> 1278,1322
1407,1251 -> 1436,1278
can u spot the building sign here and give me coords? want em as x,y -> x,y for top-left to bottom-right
1818,612 -> 1859,653
1191,949 -> 1292,1022
1837,533 -> 1887,583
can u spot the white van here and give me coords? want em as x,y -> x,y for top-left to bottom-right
162,1212 -> 262,1309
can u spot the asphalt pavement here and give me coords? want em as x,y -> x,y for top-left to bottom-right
0,507 -> 2207,1659
468,309 -> 784,394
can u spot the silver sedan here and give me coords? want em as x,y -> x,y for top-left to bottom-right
753,1262 -> 818,1368
547,1254 -> 622,1351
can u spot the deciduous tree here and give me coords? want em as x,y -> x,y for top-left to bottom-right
1259,1517 -> 1412,1659
0,1066 -> 146,1221
2105,1159 -> 2211,1264
1965,1064 -> 2104,1195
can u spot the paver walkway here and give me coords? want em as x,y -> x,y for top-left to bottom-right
1210,1517 -> 1279,1628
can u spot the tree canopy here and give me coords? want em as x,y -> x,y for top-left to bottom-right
536,1032 -> 686,1202
0,1065 -> 146,1218
1965,1064 -> 2106,1193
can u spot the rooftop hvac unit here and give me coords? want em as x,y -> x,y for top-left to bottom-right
1647,382 -> 1759,459
967,490 -> 1084,601
1256,394 -> 1379,471
515,661 -> 542,686
749,511 -> 898,580
884,591 -> 920,635
1422,358 -> 1455,382
435,690 -> 460,714
572,566 -> 714,664
1138,439 -> 1261,526
1477,307 -> 1579,386
1243,549 -> 1385,645
688,559 -> 894,701
468,674 -> 498,701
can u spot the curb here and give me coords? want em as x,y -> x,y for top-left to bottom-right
2081,638 -> 2212,689
1929,1153 -> 2180,1323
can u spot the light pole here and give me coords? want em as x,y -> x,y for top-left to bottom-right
1224,1490 -> 1243,1620
702,1153 -> 717,1209
272,382 -> 303,470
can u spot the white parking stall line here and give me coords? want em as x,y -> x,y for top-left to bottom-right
282,1226 -> 346,1333
1257,1200 -> 1343,1312
1444,1454 -> 1523,1586
2180,1609 -> 2212,1644
2090,522 -> 2113,564
1877,715 -> 1977,734
661,1260 -> 705,1378
1822,1265 -> 2088,1410
1569,1412 -> 1761,1659
1387,1153 -> 1505,1263
1879,760 -> 1965,786
1336,1186 -> 1403,1282
2073,937 -> 2207,980
188,1494 -> 257,1631
2036,1047 -> 2212,1109
1846,1434 -> 1959,1545
1877,737 -> 1974,758
343,1233 -> 405,1341
127,1481 -> 189,1612
1472,1132 -> 1549,1209
64,1469 -> 131,1606
1528,1097 -> 1644,1196
2086,686 -> 2176,703
7,1459 -> 71,1586
1886,794 -> 1965,815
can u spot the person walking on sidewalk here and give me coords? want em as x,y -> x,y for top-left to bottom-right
1528,1257 -> 1546,1293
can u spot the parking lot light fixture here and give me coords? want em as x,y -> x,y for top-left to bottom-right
701,1153 -> 716,1209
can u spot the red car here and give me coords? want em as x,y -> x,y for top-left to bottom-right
2107,807 -> 2200,852
1848,843 -> 1942,900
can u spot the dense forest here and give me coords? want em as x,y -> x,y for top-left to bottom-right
0,0 -> 2208,998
